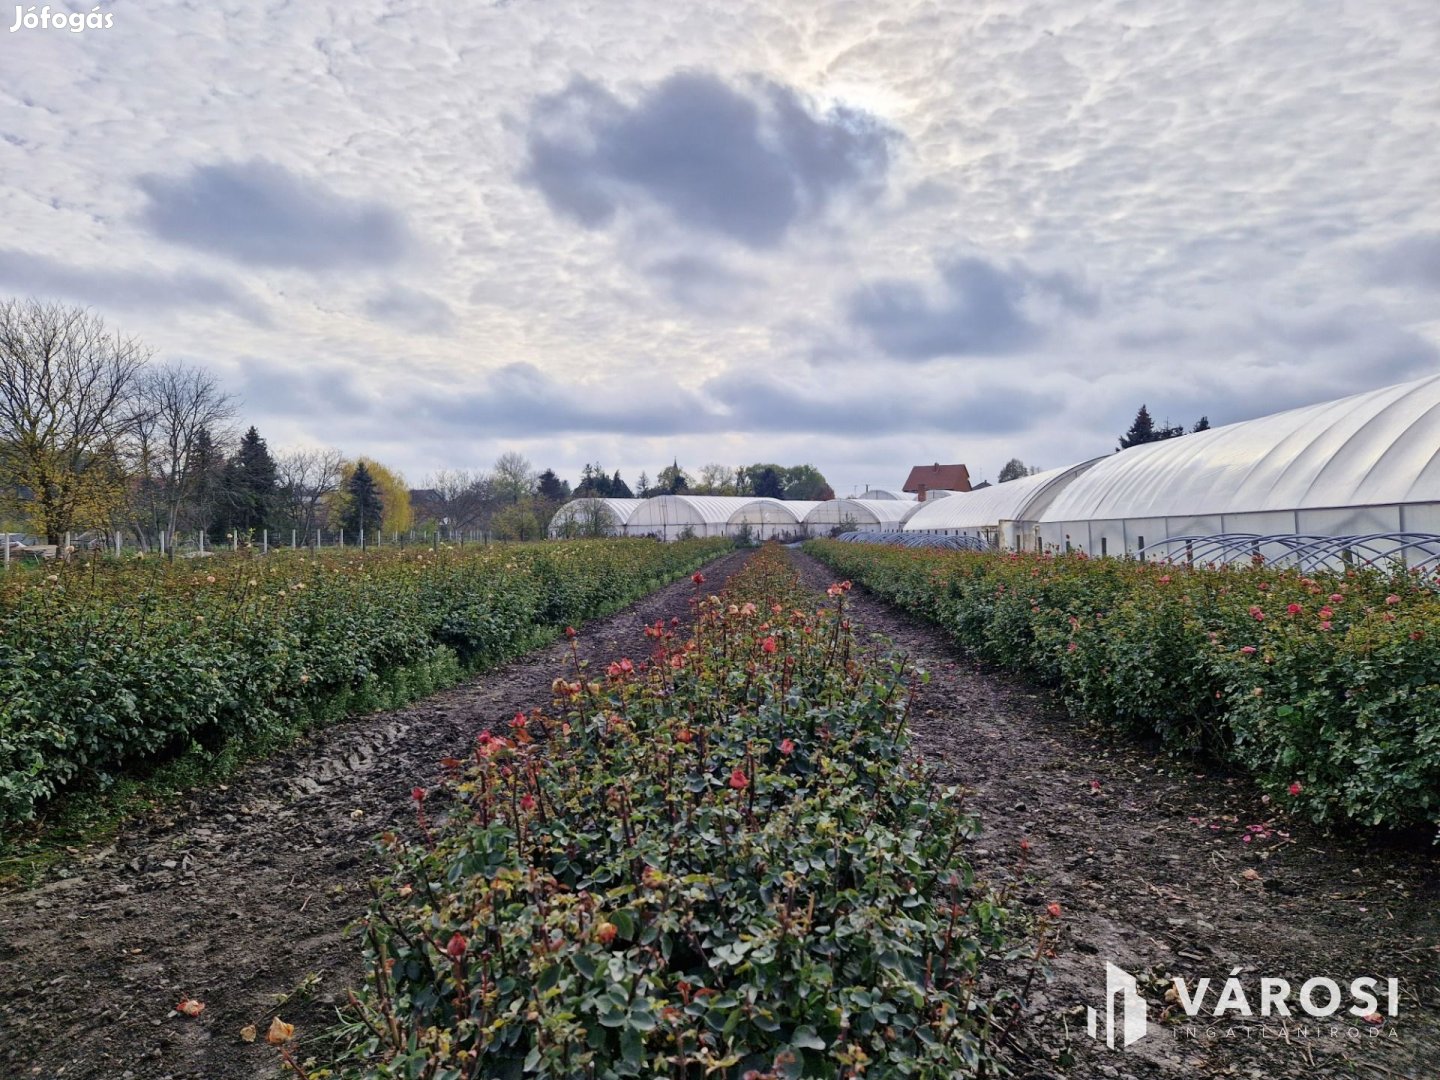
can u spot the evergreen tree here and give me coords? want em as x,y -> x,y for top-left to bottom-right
340,461 -> 384,540
1118,405 -> 1157,450
636,471 -> 651,497
657,461 -> 689,494
188,426 -> 225,537
219,426 -> 278,538
1119,405 -> 1189,450
753,467 -> 785,499
1193,415 -> 1211,432
536,468 -> 567,502
610,471 -> 633,498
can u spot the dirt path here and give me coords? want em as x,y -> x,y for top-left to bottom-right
7,547 -> 1436,1080
0,550 -> 752,1080
792,551 -> 1440,1080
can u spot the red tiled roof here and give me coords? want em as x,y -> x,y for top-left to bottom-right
902,464 -> 972,493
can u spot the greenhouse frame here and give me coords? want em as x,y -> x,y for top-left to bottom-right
1035,373 -> 1440,560
547,498 -> 647,538
801,499 -> 921,535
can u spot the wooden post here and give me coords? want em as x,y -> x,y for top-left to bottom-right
263,529 -> 269,554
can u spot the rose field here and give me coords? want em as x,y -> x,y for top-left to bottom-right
0,543 -> 1437,1080
803,539 -> 1440,834
0,538 -> 729,828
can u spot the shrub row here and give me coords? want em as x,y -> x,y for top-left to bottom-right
0,539 -> 730,824
326,546 -> 1033,1079
805,540 -> 1440,833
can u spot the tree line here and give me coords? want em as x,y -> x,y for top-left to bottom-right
1,300 -> 839,550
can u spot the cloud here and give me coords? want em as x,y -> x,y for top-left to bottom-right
1369,233 -> 1440,290
0,248 -> 270,324
364,287 -> 456,335
641,254 -> 758,312
848,257 -> 1096,360
705,369 -> 1066,435
522,72 -> 893,248
137,159 -> 410,270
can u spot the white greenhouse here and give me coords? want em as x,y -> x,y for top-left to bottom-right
623,496 -> 767,541
848,488 -> 914,501
1036,373 -> 1440,560
726,499 -> 820,541
548,498 -> 647,538
802,499 -> 921,535
904,462 -> 1101,549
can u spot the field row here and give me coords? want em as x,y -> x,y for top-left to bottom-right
320,546 -> 1032,1079
0,539 -> 730,826
806,540 -> 1440,833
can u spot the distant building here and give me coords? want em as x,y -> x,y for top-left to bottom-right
902,463 -> 972,501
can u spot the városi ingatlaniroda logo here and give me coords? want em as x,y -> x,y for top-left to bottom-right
1087,962 -> 1400,1050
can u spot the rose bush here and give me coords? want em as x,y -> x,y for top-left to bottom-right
805,540 -> 1440,833
328,547 -> 1034,1079
0,539 -> 730,824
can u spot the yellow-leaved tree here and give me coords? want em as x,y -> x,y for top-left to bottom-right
331,457 -> 413,537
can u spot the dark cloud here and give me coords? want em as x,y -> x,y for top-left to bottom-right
229,355 -> 1060,444
429,362 -> 720,436
522,72 -> 893,248
0,247 -> 270,324
364,286 -> 456,335
1369,233 -> 1440,290
849,257 -> 1094,360
705,369 -> 1066,435
642,254 -> 757,311
233,358 -> 378,419
137,159 -> 409,270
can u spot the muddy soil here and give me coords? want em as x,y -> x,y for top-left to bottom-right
0,550 -> 752,1080
4,546 -> 1437,1080
791,551 -> 1440,1080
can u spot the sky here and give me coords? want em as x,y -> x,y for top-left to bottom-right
2,0 -> 1438,495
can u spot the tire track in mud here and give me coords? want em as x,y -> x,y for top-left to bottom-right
793,551 -> 1440,1080
0,549 -> 752,1080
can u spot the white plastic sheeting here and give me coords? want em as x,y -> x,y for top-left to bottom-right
802,499 -> 921,534
848,489 -> 914,501
904,462 -> 1101,548
624,496 -> 768,540
548,498 -> 647,538
1038,374 -> 1440,556
726,499 -> 820,541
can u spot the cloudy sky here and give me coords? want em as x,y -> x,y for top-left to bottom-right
3,0 -> 1438,494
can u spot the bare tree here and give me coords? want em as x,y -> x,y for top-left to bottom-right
0,299 -> 149,544
490,451 -> 536,504
422,468 -> 489,537
135,363 -> 236,552
276,447 -> 345,544
697,463 -> 736,495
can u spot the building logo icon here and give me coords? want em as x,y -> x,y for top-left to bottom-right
1086,962 -> 1148,1049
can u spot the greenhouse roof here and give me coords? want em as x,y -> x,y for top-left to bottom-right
1039,374 -> 1440,522
803,499 -> 922,526
904,462 -> 1099,530
550,498 -> 647,525
727,499 -> 822,524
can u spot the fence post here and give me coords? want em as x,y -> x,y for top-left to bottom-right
2,532 -> 8,570
232,530 -> 238,551
263,528 -> 269,554
340,528 -> 345,548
